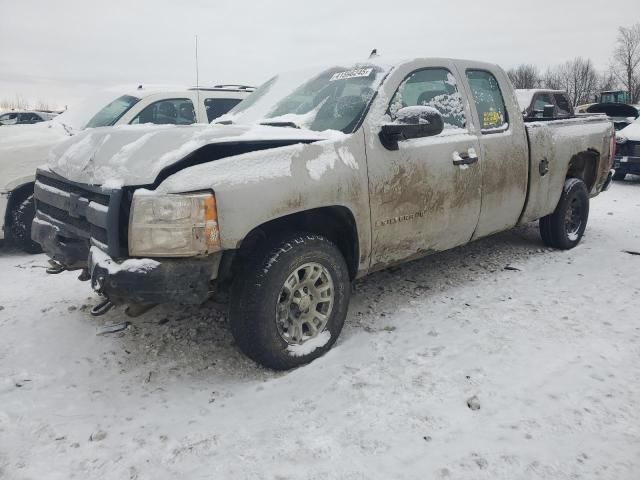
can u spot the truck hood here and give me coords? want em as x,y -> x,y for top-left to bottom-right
48,123 -> 336,187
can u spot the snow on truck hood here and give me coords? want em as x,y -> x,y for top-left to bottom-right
47,123 -> 337,187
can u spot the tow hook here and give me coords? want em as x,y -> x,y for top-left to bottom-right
46,260 -> 65,274
90,298 -> 114,317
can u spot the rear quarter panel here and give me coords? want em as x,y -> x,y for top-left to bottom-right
520,116 -> 613,224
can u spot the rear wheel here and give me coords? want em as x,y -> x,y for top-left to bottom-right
230,233 -> 350,370
612,169 -> 626,181
539,178 -> 589,250
9,195 -> 42,254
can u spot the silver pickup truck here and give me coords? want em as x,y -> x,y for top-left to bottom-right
33,57 -> 615,369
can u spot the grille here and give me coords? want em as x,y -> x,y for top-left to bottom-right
33,169 -> 123,256
633,142 -> 640,157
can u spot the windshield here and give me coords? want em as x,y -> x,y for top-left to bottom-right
218,63 -> 389,133
600,92 -> 629,104
85,95 -> 140,128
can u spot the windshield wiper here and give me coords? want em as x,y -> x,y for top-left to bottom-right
259,121 -> 301,129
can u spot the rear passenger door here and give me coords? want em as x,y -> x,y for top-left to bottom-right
204,97 -> 242,122
457,64 -> 529,239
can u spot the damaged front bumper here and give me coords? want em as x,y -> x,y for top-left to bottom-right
88,247 -> 221,305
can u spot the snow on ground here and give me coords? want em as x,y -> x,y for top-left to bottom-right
1,180 -> 640,480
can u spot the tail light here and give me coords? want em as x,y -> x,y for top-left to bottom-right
609,134 -> 616,167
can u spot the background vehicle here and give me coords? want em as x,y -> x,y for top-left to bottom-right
597,90 -> 629,104
0,85 -> 253,252
0,110 -> 57,126
515,89 -> 574,120
33,58 -> 614,369
613,117 -> 640,180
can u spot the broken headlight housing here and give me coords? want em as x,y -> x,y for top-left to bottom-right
128,190 -> 221,257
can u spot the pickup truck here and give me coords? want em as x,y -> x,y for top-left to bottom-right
0,85 -> 253,252
33,57 -> 615,369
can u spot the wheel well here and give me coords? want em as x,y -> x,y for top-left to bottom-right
236,206 -> 360,280
5,182 -> 34,227
566,149 -> 599,192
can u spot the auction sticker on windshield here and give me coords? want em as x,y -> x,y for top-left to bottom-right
330,68 -> 373,81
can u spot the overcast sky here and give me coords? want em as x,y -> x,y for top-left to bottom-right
1,0 -> 639,108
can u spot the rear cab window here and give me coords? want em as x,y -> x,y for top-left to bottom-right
554,93 -> 572,116
465,70 -> 509,133
388,67 -> 467,131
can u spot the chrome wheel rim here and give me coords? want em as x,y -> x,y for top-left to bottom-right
565,196 -> 583,241
276,262 -> 334,345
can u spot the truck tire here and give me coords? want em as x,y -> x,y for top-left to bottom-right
230,233 -> 350,370
612,169 -> 626,181
539,178 -> 589,250
9,195 -> 42,254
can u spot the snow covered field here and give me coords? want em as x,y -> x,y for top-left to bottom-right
1,179 -> 639,480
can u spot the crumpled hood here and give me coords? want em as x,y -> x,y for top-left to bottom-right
48,123 -> 333,187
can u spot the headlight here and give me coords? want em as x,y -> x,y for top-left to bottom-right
128,190 -> 221,257
616,134 -> 627,144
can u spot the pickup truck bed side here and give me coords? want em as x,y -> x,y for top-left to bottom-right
521,117 -> 613,224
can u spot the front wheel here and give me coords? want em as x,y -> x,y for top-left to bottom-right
230,233 -> 351,370
9,195 -> 42,254
539,178 -> 589,250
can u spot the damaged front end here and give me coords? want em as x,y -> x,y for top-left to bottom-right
32,168 -> 222,313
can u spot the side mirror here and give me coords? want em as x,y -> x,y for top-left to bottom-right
543,104 -> 555,118
379,106 -> 444,150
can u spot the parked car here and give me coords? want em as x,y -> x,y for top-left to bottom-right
33,57 -> 615,369
0,85 -> 253,252
515,89 -> 574,120
613,117 -> 640,180
0,110 -> 58,126
580,103 -> 638,131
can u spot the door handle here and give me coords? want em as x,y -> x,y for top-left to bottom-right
453,149 -> 479,166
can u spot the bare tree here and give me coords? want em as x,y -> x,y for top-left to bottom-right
542,57 -> 599,106
507,64 -> 541,89
612,24 -> 640,103
36,100 -> 50,111
598,70 -> 619,93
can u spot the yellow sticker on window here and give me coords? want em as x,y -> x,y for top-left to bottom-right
483,111 -> 501,127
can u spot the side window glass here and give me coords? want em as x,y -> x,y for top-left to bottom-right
205,98 -> 242,122
389,68 -> 466,130
131,99 -> 195,125
0,113 -> 18,124
532,94 -> 553,117
465,70 -> 508,132
554,94 -> 571,115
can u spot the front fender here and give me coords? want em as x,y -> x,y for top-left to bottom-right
157,130 -> 372,272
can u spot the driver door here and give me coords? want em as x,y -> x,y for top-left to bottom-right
363,60 -> 482,270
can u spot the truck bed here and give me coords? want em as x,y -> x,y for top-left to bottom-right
519,115 -> 614,224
